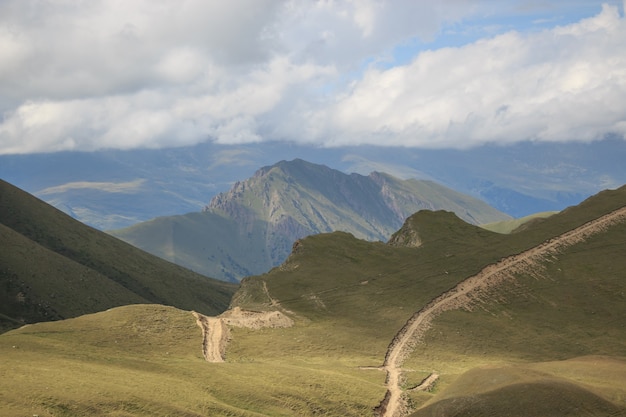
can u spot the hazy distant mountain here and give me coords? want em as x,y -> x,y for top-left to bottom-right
110,159 -> 510,281
0,179 -> 236,332
1,138 -> 624,229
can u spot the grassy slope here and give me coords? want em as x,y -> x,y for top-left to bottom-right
1,185 -> 624,416
0,305 -> 384,417
0,223 -> 146,327
410,360 -> 626,417
401,189 -> 626,414
0,180 -> 237,331
233,186 -> 626,415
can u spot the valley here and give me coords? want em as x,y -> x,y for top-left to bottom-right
1,181 -> 625,416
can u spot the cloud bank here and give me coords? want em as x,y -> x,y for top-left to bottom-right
0,0 -> 625,154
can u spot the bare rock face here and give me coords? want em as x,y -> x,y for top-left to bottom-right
387,224 -> 422,248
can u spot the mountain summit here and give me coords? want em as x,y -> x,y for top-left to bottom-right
208,159 -> 508,237
111,159 -> 510,281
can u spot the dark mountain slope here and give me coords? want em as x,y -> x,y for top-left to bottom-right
0,179 -> 237,332
111,159 -> 510,281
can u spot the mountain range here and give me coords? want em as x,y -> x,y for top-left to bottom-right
1,138 -> 624,230
0,181 -> 624,416
109,159 -> 511,281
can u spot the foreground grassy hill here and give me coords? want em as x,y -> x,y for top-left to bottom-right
0,179 -> 237,333
0,185 -> 624,416
110,159 -> 510,281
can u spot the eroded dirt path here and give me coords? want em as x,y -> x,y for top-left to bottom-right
193,312 -> 228,362
193,307 -> 293,363
377,205 -> 626,417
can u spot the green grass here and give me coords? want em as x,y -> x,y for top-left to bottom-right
0,305 -> 385,417
1,185 -> 625,416
399,190 -> 626,413
232,186 -> 626,414
411,371 -> 626,417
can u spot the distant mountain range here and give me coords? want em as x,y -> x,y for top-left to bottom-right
109,159 -> 511,281
1,138 -> 624,230
0,179 -> 236,333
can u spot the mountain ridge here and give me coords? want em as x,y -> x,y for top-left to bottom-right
111,159 -> 511,281
2,139 -> 623,229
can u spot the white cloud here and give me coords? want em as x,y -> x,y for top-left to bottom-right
37,179 -> 146,195
308,3 -> 626,147
0,1 -> 624,154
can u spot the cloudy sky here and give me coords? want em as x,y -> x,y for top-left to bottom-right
1,0 -> 625,155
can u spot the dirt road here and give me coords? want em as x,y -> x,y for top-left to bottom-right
193,312 -> 228,362
193,307 -> 293,363
377,205 -> 626,417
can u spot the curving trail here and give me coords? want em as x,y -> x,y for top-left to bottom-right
377,205 -> 626,417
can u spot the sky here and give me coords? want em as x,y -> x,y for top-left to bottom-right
0,0 -> 625,155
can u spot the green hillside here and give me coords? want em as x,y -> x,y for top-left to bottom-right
232,184 -> 626,415
110,159 -> 511,281
0,179 -> 237,333
0,185 -> 624,416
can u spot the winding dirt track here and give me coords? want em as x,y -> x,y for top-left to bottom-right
377,205 -> 626,417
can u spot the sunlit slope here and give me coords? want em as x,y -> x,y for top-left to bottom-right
410,358 -> 626,417
0,304 -> 384,416
0,180 -> 237,332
